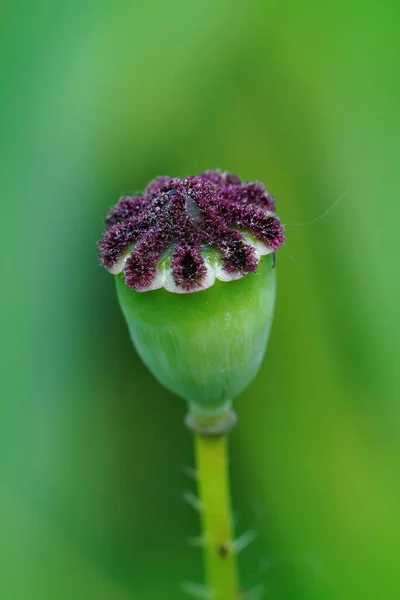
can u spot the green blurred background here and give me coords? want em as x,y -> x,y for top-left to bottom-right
1,1 -> 399,599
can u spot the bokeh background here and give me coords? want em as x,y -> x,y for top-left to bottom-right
1,1 -> 400,599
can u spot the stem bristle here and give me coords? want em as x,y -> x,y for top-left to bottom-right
181,581 -> 212,599
183,490 -> 203,512
232,530 -> 257,554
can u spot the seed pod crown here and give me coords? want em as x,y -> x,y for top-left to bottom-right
99,170 -> 284,293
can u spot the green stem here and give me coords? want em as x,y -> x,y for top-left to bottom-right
195,433 -> 239,600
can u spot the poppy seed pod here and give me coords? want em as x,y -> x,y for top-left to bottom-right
99,170 -> 284,430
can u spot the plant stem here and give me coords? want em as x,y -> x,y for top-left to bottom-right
194,433 -> 239,600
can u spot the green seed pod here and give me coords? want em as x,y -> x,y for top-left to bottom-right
98,171 -> 284,431
116,253 -> 275,416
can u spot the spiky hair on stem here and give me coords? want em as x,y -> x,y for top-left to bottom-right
98,170 -> 284,293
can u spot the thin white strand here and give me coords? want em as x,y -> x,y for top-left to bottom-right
283,189 -> 348,227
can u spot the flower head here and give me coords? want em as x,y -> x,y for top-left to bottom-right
99,170 -> 284,293
99,170 -> 284,421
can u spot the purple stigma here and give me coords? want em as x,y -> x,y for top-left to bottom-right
98,170 -> 284,292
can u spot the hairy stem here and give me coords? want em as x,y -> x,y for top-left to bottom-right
195,433 -> 239,600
